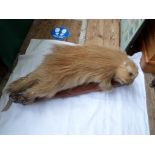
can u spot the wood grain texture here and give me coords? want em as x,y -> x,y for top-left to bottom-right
66,20 -> 81,43
144,73 -> 155,134
85,19 -> 120,47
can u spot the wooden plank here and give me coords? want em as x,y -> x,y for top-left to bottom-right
20,19 -> 82,54
144,73 -> 155,134
66,20 -> 81,43
97,20 -> 104,45
85,19 -> 119,48
85,19 -> 98,44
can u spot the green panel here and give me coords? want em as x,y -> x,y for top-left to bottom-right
0,19 -> 33,69
120,19 -> 145,50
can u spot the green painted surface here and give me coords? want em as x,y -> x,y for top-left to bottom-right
120,19 -> 145,50
0,20 -> 33,69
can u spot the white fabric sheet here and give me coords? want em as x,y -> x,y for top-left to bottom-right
0,39 -> 149,134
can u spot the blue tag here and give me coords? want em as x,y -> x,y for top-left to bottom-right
50,26 -> 70,40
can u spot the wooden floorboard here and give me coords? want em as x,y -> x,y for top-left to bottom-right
85,19 -> 119,47
144,73 -> 155,134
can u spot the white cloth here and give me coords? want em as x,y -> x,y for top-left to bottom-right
0,39 -> 149,135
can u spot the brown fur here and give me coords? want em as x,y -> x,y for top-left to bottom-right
7,45 -> 138,104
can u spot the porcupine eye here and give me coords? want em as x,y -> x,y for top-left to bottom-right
129,72 -> 133,76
